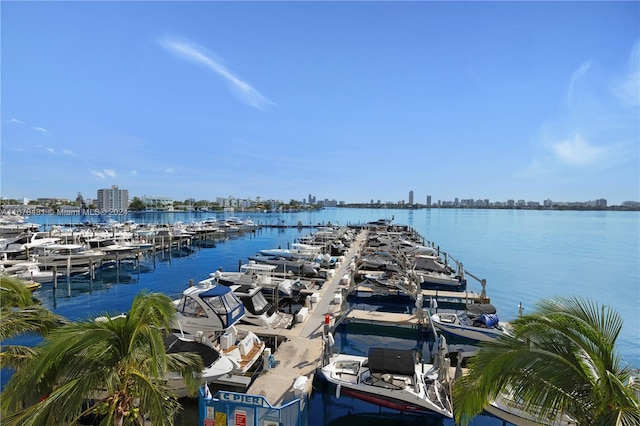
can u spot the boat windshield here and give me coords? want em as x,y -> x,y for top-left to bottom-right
202,292 -> 243,317
176,296 -> 207,318
458,312 -> 473,325
251,292 -> 269,312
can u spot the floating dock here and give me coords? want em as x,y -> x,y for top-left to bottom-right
239,229 -> 368,405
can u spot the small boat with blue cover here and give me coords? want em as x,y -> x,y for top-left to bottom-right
430,311 -> 512,342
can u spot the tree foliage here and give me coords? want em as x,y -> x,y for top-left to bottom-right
1,291 -> 204,426
128,197 -> 145,211
0,276 -> 67,371
453,297 -> 640,425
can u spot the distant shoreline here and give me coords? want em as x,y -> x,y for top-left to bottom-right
2,205 -> 638,218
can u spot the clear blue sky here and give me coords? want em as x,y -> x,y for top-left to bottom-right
2,1 -> 638,205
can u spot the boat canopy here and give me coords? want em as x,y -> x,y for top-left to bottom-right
181,285 -> 245,328
367,348 -> 416,376
200,285 -> 232,297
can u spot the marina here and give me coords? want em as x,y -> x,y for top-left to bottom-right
1,208 -> 638,426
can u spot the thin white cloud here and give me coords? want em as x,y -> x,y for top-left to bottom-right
89,169 -> 117,179
611,41 -> 640,107
46,147 -> 55,154
566,61 -> 592,108
34,127 -> 49,134
550,134 -> 609,167
63,149 -> 75,156
9,118 -> 24,124
160,37 -> 274,110
165,167 -> 177,174
90,169 -> 105,179
130,170 -> 138,177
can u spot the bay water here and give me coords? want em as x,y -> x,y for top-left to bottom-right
5,208 -> 638,425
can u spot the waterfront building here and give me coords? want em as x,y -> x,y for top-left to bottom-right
140,195 -> 173,211
96,185 -> 128,212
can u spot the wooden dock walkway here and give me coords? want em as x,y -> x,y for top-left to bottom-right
242,230 -> 367,405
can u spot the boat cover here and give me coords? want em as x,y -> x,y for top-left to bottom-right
466,303 -> 497,315
475,314 -> 500,328
367,348 -> 416,376
163,334 -> 221,366
200,286 -> 232,297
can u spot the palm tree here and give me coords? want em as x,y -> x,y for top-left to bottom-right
453,296 -> 640,425
0,276 -> 67,372
1,291 -> 204,426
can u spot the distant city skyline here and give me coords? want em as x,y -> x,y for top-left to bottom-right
2,2 -> 638,205
2,185 -> 635,209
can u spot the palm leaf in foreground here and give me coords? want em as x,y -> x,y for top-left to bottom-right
453,296 -> 640,426
0,291 -> 204,426
0,276 -> 67,371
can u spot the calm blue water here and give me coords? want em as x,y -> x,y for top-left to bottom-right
5,208 -> 639,425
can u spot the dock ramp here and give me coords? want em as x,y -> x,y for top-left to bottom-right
199,389 -> 306,426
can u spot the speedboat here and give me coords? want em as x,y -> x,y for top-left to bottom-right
163,333 -> 235,398
319,347 -> 453,418
95,314 -> 235,398
430,311 -> 512,342
229,284 -> 294,329
85,237 -> 138,260
3,261 -> 63,283
415,270 -> 465,288
485,389 -> 578,425
211,262 -> 299,300
171,280 -> 266,375
248,254 -> 320,278
258,242 -> 322,260
31,243 -> 106,269
0,232 -> 60,257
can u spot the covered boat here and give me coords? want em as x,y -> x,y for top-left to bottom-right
172,281 -> 266,375
430,311 -> 512,342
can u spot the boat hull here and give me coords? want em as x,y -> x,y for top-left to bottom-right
334,383 -> 438,414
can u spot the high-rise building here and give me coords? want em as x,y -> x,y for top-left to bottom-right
426,195 -> 431,206
96,185 -> 129,212
409,190 -> 414,204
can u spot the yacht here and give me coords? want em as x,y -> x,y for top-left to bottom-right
172,279 -> 266,375
229,284 -> 294,329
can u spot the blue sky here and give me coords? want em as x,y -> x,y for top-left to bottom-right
2,1 -> 638,205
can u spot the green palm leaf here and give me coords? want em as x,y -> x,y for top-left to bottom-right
453,296 -> 640,425
1,291 -> 204,426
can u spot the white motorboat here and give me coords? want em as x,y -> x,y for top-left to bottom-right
95,314 -> 235,398
485,389 -> 578,425
0,232 -> 60,256
430,311 -> 512,342
163,333 -> 235,398
248,254 -> 320,278
229,284 -> 294,329
319,347 -> 453,418
258,242 -> 323,260
211,263 -> 298,299
2,261 -> 63,283
415,270 -> 465,288
412,254 -> 452,274
172,280 -> 266,375
31,243 -> 106,269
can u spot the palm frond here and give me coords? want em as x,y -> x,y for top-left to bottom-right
453,296 -> 640,425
